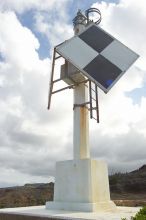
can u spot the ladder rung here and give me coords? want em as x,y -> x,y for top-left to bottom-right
91,88 -> 96,93
89,107 -> 97,110
92,107 -> 97,110
91,97 -> 96,101
89,80 -> 99,123
92,116 -> 99,123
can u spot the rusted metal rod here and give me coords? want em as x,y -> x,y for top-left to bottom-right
52,84 -> 75,94
48,49 -> 56,109
55,55 -> 62,60
95,85 -> 99,123
53,78 -> 62,83
52,79 -> 89,95
89,80 -> 93,119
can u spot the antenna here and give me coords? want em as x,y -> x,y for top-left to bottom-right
85,8 -> 101,25
72,9 -> 87,26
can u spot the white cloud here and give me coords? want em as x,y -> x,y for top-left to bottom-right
34,10 -> 73,49
0,6 -> 73,186
0,0 -> 70,14
0,0 -> 146,187
0,167 -> 53,187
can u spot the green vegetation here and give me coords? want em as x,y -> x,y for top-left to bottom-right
132,207 -> 146,220
122,207 -> 146,220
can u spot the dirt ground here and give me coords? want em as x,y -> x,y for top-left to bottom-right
111,193 -> 146,206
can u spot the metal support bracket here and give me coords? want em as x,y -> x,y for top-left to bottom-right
73,102 -> 90,110
47,49 -> 99,123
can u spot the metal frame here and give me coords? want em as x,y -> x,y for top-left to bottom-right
89,81 -> 99,123
48,49 -> 99,123
48,48 -> 77,109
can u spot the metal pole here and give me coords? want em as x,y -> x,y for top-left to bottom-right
48,49 -> 56,109
73,10 -> 90,159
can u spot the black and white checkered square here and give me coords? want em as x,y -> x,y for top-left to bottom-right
56,23 -> 139,93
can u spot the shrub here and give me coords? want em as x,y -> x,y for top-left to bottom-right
122,207 -> 146,220
132,206 -> 146,220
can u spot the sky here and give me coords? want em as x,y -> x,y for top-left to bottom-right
0,0 -> 146,188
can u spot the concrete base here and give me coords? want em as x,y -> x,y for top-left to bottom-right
0,206 -> 141,220
46,201 -> 116,212
46,159 -> 116,212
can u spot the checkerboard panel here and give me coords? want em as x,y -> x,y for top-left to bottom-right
56,37 -> 98,69
56,23 -> 139,92
83,55 -> 122,89
101,40 -> 139,71
79,25 -> 114,53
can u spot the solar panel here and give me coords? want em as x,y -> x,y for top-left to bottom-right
56,23 -> 139,93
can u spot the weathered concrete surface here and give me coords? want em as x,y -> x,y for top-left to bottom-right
46,159 -> 116,212
0,206 -> 141,220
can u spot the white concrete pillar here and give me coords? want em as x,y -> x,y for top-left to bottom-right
73,22 -> 90,159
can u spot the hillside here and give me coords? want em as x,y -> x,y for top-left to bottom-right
0,182 -> 53,208
0,165 -> 146,208
110,165 -> 146,194
109,165 -> 146,206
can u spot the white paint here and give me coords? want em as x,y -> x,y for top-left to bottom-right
46,201 -> 116,212
73,22 -> 90,160
57,37 -> 98,69
46,159 -> 116,212
0,206 -> 141,220
101,40 -> 139,71
73,84 -> 90,159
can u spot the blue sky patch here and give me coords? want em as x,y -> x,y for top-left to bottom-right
16,0 -> 120,60
126,86 -> 146,105
68,0 -> 119,23
0,53 -> 5,62
17,10 -> 50,60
